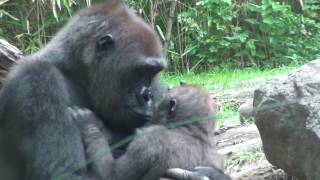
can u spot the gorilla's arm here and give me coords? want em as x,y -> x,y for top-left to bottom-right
69,107 -> 113,179
71,109 -> 230,180
69,107 -> 146,180
0,61 -> 99,180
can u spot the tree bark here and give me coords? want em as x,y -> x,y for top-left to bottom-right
164,0 -> 177,54
0,39 -> 22,87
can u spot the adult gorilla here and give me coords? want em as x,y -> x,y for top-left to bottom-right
0,1 -> 218,180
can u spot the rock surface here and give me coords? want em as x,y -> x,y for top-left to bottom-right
254,59 -> 320,179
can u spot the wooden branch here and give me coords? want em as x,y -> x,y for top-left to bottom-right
0,39 -> 22,86
0,39 -> 22,65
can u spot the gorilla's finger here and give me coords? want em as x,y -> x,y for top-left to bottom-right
164,168 -> 210,180
67,106 -> 77,116
68,106 -> 88,119
194,166 -> 232,180
67,106 -> 103,136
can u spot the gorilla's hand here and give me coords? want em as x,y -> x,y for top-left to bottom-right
68,107 -> 113,178
164,166 -> 231,180
164,168 -> 209,180
68,107 -> 106,144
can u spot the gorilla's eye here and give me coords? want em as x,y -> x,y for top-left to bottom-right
98,34 -> 114,48
169,98 -> 177,113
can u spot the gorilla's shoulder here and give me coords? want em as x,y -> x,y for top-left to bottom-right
6,57 -> 62,82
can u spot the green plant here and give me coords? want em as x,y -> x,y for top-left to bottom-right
171,0 -> 320,72
226,148 -> 264,168
216,102 -> 239,128
1,0 -> 320,71
0,0 -> 105,54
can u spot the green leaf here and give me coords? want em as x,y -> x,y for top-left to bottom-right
51,0 -> 59,22
209,46 -> 217,53
156,25 -> 165,41
247,3 -> 262,13
245,18 -> 258,25
0,0 -> 9,6
234,51 -> 246,57
62,0 -> 72,16
225,36 -> 238,41
207,58 -> 216,63
262,16 -> 275,25
181,45 -> 197,57
239,32 -> 249,43
246,39 -> 256,56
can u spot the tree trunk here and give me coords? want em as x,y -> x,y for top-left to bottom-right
164,0 -> 177,54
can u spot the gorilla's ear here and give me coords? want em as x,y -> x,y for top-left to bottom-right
169,98 -> 177,113
98,34 -> 114,48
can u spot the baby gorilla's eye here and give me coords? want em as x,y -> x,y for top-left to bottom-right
98,34 -> 114,48
169,98 -> 177,113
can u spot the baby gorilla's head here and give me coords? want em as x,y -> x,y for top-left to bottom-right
152,84 -> 217,130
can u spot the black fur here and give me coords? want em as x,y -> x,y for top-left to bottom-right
0,1 -> 164,179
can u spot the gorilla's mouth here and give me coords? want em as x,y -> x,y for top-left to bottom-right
129,107 -> 153,120
128,86 -> 154,122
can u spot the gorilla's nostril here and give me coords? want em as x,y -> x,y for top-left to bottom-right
140,86 -> 153,103
143,92 -> 150,102
148,88 -> 153,98
146,58 -> 165,74
140,86 -> 152,103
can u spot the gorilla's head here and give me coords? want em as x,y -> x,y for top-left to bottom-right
45,1 -> 165,131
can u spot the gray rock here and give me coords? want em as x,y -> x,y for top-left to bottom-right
254,59 -> 320,180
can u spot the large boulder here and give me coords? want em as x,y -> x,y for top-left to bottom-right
254,59 -> 320,180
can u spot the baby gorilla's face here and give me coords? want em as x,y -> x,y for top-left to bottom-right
151,84 -> 216,127
151,95 -> 177,125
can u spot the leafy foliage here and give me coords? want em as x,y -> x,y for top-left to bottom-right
0,0 -> 104,54
173,0 -> 320,71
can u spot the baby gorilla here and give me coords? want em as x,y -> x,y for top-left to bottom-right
70,85 -> 230,180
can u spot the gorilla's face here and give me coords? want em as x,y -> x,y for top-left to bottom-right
80,3 -> 165,131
